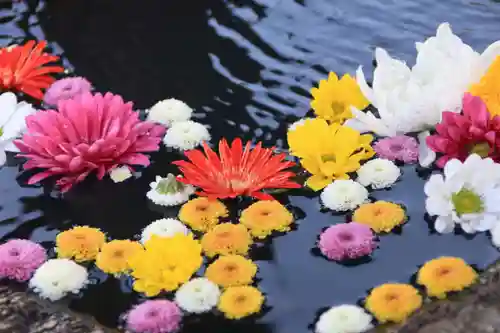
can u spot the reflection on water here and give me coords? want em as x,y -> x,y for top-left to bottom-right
1,0 -> 500,332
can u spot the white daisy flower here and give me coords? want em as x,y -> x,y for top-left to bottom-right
146,98 -> 193,127
141,218 -> 190,244
315,304 -> 373,333
356,158 -> 401,189
320,180 -> 369,212
288,117 -> 313,131
162,120 -> 211,151
425,154 -> 500,234
146,174 -> 195,206
29,259 -> 88,301
175,277 -> 221,314
109,166 -> 132,183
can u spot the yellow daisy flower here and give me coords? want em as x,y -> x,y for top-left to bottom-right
201,223 -> 253,257
218,286 -> 264,319
178,197 -> 229,232
56,226 -> 106,262
205,255 -> 257,288
469,55 -> 500,117
353,201 -> 406,233
96,240 -> 143,275
240,200 -> 294,239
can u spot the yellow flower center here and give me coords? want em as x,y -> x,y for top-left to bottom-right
113,250 -> 124,258
451,188 -> 483,216
321,154 -> 336,163
469,142 -> 490,158
235,295 -> 247,304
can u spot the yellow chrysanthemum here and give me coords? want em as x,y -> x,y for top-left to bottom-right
310,72 -> 370,124
56,226 -> 106,262
353,201 -> 406,233
206,255 -> 257,288
364,283 -> 422,323
287,118 -> 374,191
178,197 -> 229,232
201,223 -> 253,257
96,240 -> 143,275
417,256 -> 477,299
218,286 -> 264,319
470,56 -> 500,117
129,234 -> 203,296
239,200 -> 294,239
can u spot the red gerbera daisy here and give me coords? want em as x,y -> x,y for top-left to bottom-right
173,138 -> 301,200
0,41 -> 64,100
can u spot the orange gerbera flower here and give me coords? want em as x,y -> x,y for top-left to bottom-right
0,41 -> 64,100
173,138 -> 301,200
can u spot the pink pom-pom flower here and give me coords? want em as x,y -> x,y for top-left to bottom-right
43,77 -> 93,107
14,92 -> 166,192
126,300 -> 182,333
373,135 -> 419,163
0,239 -> 47,282
318,223 -> 377,261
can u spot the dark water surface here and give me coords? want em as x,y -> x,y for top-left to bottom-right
1,0 -> 500,332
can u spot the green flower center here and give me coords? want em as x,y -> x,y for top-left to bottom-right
469,142 -> 490,158
451,188 -> 484,216
0,127 -> 3,137
156,174 -> 185,195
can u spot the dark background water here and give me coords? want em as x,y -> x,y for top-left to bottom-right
1,0 -> 500,332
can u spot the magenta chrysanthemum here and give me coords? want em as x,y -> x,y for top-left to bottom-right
126,300 -> 182,333
43,77 -> 92,106
318,223 -> 377,261
0,239 -> 47,282
14,92 -> 166,192
373,135 -> 419,163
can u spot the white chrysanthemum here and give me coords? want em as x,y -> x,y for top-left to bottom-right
175,278 -> 221,313
315,305 -> 373,333
320,180 -> 369,212
288,117 -> 313,131
141,218 -> 190,244
109,166 -> 132,183
29,259 -> 88,301
146,174 -> 195,206
356,158 -> 400,189
162,120 -> 211,151
425,154 -> 500,234
146,98 -> 193,127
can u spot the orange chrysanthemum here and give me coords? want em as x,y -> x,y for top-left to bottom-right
0,41 -> 64,100
56,226 -> 106,262
240,200 -> 294,239
201,223 -> 253,257
173,138 -> 301,200
205,255 -> 257,288
178,197 -> 229,232
353,201 -> 406,233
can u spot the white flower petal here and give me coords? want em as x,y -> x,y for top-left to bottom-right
490,222 -> 500,248
417,131 -> 436,168
434,216 -> 454,234
109,166 -> 132,183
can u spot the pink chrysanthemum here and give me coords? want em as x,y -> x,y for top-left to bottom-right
0,239 -> 47,282
126,300 -> 182,333
318,223 -> 377,261
43,77 -> 92,106
373,135 -> 419,163
14,92 -> 166,192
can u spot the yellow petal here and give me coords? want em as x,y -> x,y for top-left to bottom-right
306,174 -> 332,191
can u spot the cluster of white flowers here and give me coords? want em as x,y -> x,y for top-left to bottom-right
356,158 -> 400,189
140,218 -> 190,244
320,180 -> 369,212
29,259 -> 88,301
315,304 -> 373,333
175,278 -> 221,313
163,120 -> 211,151
146,174 -> 195,206
109,166 -> 133,183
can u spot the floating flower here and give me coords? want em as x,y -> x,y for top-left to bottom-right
320,179 -> 369,212
147,98 -> 193,127
109,166 -> 133,183
14,92 -> 166,192
310,72 -> 369,124
56,226 -> 106,262
218,286 -> 264,320
201,223 -> 253,257
470,56 -> 500,118
126,300 -> 182,333
287,118 -> 374,190
0,41 -> 64,100
205,255 -> 257,288
29,259 -> 88,301
315,305 -> 373,333
140,218 -> 190,244
0,239 -> 47,282
417,256 -> 477,299
0,92 -> 36,166
240,200 -> 294,239
353,201 -> 406,233
96,240 -> 143,275
356,158 -> 401,189
129,234 -> 203,296
424,154 -> 500,233
318,223 -> 377,261
43,77 -> 92,106
364,283 -> 422,323
175,277 -> 221,314
146,174 -> 195,207
174,138 -> 301,200
163,120 -> 211,151
373,135 -> 419,163
178,197 -> 228,232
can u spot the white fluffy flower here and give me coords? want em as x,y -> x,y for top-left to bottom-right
425,154 -> 500,234
320,180 -> 369,212
175,278 -> 221,313
315,305 -> 373,333
29,259 -> 88,301
109,166 -> 132,183
146,174 -> 195,206
163,120 -> 211,151
147,98 -> 192,127
356,159 -> 400,189
141,218 -> 190,244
